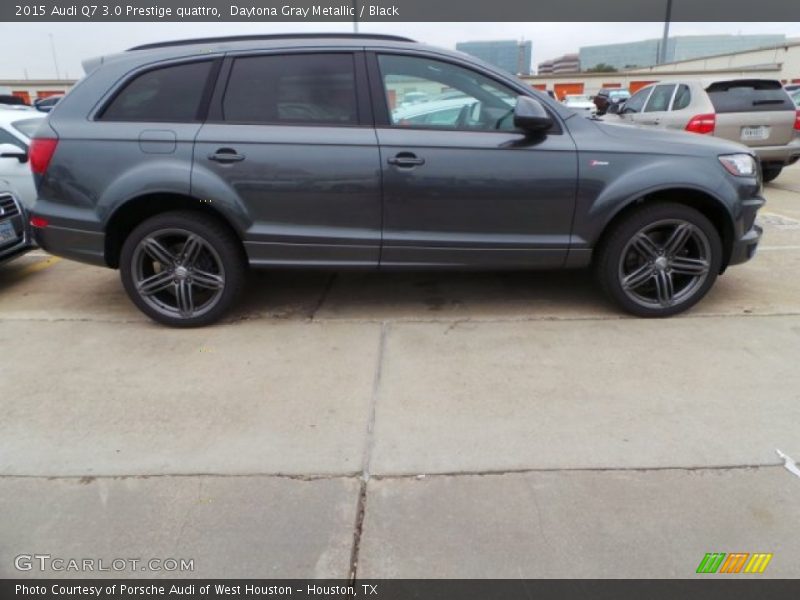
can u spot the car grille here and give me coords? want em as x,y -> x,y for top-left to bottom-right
0,194 -> 20,219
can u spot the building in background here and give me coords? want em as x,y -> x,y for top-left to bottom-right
579,34 -> 786,71
538,54 -> 580,75
456,40 -> 533,75
524,39 -> 800,100
0,79 -> 76,104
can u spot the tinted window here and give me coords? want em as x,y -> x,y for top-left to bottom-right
0,127 -> 25,150
672,85 -> 691,110
102,61 -> 212,122
378,54 -> 518,131
622,88 -> 650,114
12,118 -> 42,139
644,84 -> 675,112
707,80 -> 795,113
223,54 -> 358,125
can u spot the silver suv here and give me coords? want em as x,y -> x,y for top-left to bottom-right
612,79 -> 800,182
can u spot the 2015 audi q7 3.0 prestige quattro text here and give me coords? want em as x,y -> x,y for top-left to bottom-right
29,34 -> 764,327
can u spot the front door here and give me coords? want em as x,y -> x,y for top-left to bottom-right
371,53 -> 578,268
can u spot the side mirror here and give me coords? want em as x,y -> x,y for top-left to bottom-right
0,143 -> 27,163
514,96 -> 553,133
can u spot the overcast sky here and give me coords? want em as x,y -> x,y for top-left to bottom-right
1,21 -> 798,79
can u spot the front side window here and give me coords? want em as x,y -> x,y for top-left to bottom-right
378,54 -> 519,131
101,61 -> 212,122
621,87 -> 651,114
644,84 -> 676,113
222,53 -> 358,125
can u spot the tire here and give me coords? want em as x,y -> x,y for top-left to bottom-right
594,203 -> 722,317
761,165 -> 782,184
120,211 -> 245,327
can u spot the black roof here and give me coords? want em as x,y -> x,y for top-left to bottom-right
128,33 -> 415,51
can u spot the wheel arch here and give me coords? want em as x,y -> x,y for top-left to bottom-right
103,192 -> 244,268
594,186 -> 736,272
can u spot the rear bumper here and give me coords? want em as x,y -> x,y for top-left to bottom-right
32,222 -> 106,267
750,138 -> 800,166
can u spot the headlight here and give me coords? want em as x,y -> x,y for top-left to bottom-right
719,154 -> 757,177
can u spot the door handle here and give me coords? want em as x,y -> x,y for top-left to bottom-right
208,148 -> 245,163
388,153 -> 425,168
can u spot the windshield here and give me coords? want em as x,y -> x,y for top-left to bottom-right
11,118 -> 43,139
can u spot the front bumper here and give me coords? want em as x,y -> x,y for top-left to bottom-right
728,223 -> 762,266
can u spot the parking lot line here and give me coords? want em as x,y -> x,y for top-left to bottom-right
18,256 -> 61,274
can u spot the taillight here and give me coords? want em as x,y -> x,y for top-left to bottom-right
29,138 -> 58,175
794,110 -> 800,131
685,113 -> 716,135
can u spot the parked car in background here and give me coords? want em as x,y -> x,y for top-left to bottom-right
593,88 -> 630,115
31,34 -> 764,326
0,183 -> 31,264
34,95 -> 63,113
0,94 -> 28,107
0,107 -> 45,207
790,88 -> 800,108
562,94 -> 596,115
610,79 -> 800,183
392,96 -> 478,127
785,83 -> 800,94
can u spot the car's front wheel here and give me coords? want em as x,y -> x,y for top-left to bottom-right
595,203 -> 722,317
120,211 -> 245,327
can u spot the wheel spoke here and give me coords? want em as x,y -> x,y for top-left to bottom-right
664,223 -> 693,257
137,270 -> 174,296
176,280 -> 194,317
192,269 -> 224,290
622,263 -> 655,290
180,235 -> 204,267
631,233 -> 660,260
670,256 -> 709,276
654,270 -> 675,307
142,238 -> 176,266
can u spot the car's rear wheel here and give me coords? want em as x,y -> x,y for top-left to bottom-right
120,211 -> 245,327
761,165 -> 782,183
595,203 -> 722,317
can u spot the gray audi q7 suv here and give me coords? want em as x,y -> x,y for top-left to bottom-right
30,34 -> 764,327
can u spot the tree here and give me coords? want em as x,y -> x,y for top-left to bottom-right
586,63 -> 618,73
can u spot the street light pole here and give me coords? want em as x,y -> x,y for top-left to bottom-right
49,33 -> 61,79
658,0 -> 673,65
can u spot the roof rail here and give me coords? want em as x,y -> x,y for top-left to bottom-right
128,33 -> 415,51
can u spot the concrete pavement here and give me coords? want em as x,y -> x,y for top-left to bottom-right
2,166 -> 800,579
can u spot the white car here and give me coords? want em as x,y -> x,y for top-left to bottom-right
0,106 -> 45,208
0,180 -> 30,263
562,94 -> 597,115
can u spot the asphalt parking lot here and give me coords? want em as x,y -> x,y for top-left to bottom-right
2,166 -> 800,579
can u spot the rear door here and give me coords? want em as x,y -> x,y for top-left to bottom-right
706,80 -> 796,147
635,83 -> 677,128
193,50 -> 381,267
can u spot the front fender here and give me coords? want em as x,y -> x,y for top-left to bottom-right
572,153 -> 735,248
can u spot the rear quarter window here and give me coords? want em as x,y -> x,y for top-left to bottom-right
707,80 -> 795,113
100,61 -> 213,122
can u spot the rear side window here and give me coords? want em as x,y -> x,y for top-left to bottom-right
671,85 -> 691,110
101,61 -> 213,122
222,53 -> 358,125
706,80 -> 795,113
644,84 -> 675,112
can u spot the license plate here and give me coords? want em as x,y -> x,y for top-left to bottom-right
741,126 -> 770,141
0,220 -> 18,245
